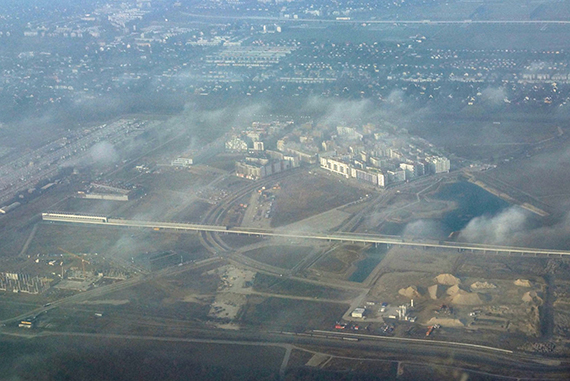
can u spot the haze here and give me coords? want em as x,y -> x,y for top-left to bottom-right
1,1 -> 570,380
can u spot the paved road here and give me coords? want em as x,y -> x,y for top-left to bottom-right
182,12 -> 570,26
41,212 -> 570,257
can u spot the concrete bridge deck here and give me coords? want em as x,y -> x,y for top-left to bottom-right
41,212 -> 570,258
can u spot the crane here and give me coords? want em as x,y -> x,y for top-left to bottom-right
58,247 -> 90,278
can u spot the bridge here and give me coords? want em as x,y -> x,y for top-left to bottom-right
41,212 -> 570,258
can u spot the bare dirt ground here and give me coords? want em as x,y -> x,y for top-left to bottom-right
208,265 -> 256,320
377,246 -> 460,274
26,223 -> 209,269
281,209 -> 352,233
363,245 -> 548,341
271,169 -> 368,228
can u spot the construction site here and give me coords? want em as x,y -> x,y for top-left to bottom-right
0,141 -> 569,380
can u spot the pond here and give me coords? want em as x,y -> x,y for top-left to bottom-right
379,180 -> 510,238
349,244 -> 389,283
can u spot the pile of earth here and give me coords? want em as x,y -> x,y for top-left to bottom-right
522,291 -> 543,305
515,279 -> 532,287
426,317 -> 464,327
398,285 -> 422,299
470,281 -> 497,290
427,284 -> 446,300
447,284 -> 483,305
435,273 -> 460,286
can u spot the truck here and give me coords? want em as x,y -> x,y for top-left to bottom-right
426,326 -> 434,336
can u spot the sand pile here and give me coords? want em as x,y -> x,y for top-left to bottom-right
435,273 -> 460,286
446,284 -> 463,296
428,284 -> 443,300
522,291 -> 543,305
470,281 -> 497,290
446,284 -> 482,305
514,279 -> 532,287
450,292 -> 483,305
426,317 -> 465,327
398,286 -> 422,299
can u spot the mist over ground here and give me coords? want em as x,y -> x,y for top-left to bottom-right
460,207 -> 570,250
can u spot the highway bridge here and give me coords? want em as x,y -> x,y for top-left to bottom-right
181,12 -> 570,26
41,212 -> 570,258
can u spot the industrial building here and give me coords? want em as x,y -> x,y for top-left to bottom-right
0,202 -> 21,214
78,192 -> 130,201
77,182 -> 139,201
351,307 -> 366,318
170,156 -> 194,167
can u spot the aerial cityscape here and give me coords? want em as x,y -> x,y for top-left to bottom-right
1,0 -> 570,380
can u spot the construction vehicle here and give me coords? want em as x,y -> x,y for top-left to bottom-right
426,326 -> 434,336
